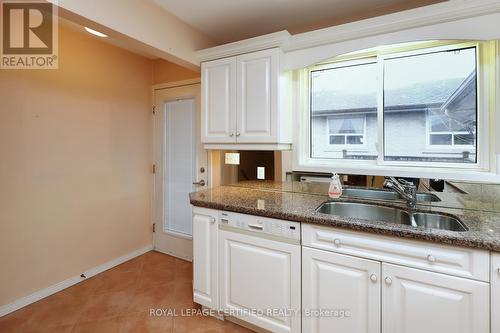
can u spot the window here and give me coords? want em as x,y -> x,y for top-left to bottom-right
328,116 -> 366,145
307,43 -> 482,167
383,47 -> 477,163
310,61 -> 377,160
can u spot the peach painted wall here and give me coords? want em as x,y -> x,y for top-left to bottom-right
0,25 -> 154,307
152,59 -> 200,85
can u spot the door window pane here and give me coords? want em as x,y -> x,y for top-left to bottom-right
383,47 -> 477,163
311,62 -> 377,159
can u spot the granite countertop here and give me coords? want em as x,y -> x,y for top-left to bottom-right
190,185 -> 500,252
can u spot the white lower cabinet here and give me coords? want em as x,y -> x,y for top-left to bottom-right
382,263 -> 489,333
492,253 -> 500,333
219,229 -> 301,333
302,247 -> 381,333
192,207 -> 219,309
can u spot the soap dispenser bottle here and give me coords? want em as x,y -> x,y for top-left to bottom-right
328,173 -> 343,199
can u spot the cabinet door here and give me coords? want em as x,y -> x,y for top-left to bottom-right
382,263 -> 489,333
236,48 -> 278,143
193,209 -> 218,309
201,57 -> 236,143
492,253 -> 500,333
302,247 -> 381,333
219,229 -> 300,333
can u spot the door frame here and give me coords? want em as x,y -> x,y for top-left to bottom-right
152,78 -> 205,261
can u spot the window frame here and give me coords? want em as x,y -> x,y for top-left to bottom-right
294,40 -> 497,181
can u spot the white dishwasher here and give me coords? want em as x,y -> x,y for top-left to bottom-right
218,211 -> 301,333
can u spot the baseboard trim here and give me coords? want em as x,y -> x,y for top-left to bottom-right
0,244 -> 153,317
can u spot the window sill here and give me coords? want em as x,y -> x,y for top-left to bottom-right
293,159 -> 500,182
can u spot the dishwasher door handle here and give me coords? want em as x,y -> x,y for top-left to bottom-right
248,224 -> 264,230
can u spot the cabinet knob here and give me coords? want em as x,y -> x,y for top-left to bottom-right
427,255 -> 436,263
236,132 -> 241,137
385,277 -> 392,285
333,239 -> 341,247
370,274 -> 377,282
229,132 -> 234,137
210,217 -> 216,223
497,268 -> 500,275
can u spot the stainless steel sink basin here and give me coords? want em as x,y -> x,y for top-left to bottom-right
317,202 -> 412,225
342,188 -> 441,202
412,213 -> 468,232
316,202 -> 468,232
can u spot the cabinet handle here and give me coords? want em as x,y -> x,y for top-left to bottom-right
229,132 -> 234,137
427,255 -> 436,263
210,217 -> 216,224
333,239 -> 341,247
384,277 -> 392,285
370,274 -> 377,282
236,132 -> 241,137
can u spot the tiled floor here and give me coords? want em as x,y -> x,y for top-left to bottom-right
0,251 -> 253,333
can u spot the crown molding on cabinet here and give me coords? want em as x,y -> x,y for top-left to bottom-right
197,30 -> 291,62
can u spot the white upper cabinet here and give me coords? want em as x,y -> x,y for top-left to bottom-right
382,263 -> 489,333
201,57 -> 236,143
201,47 -> 291,147
236,48 -> 278,143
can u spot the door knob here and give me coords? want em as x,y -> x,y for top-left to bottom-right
193,180 -> 206,186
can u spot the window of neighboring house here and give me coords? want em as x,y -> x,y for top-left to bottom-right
310,61 -> 377,159
328,116 -> 366,146
427,111 -> 476,147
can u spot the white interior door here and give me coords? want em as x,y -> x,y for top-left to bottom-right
154,82 -> 207,261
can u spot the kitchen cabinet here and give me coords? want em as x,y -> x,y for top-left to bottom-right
493,253 -> 500,333
219,224 -> 301,333
201,57 -> 236,143
302,247 -> 380,333
201,48 -> 291,147
192,207 -> 219,310
382,263 -> 489,333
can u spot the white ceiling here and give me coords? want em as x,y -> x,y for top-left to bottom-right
151,0 -> 443,44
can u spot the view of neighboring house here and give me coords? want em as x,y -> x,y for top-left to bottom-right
311,71 -> 477,163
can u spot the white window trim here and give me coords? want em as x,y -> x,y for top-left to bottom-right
326,115 -> 367,150
293,41 -> 499,182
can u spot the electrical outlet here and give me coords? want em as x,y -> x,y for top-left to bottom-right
257,167 -> 265,180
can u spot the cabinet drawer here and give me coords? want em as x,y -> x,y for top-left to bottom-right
302,224 -> 489,282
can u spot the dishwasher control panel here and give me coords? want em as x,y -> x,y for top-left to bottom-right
219,211 -> 300,241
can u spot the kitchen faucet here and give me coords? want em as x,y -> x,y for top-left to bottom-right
383,177 -> 417,209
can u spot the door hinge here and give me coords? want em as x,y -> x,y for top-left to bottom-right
152,223 -> 156,233
152,105 -> 156,115
152,164 -> 156,174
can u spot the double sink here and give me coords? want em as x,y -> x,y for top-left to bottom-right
317,188 -> 468,232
